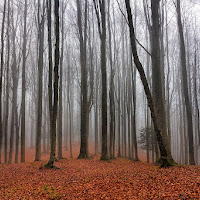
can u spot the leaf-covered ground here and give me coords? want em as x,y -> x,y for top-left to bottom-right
0,146 -> 200,199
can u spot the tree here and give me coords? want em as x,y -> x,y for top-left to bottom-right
0,0 -> 6,164
35,0 -> 45,162
93,0 -> 108,160
9,1 -> 19,163
21,0 -> 28,163
4,0 -> 10,163
143,0 -> 172,161
176,0 -> 195,165
150,0 -> 173,162
125,0 -> 174,167
138,127 -> 155,153
108,0 -> 115,159
76,0 -> 89,159
45,0 -> 60,168
57,0 -> 65,160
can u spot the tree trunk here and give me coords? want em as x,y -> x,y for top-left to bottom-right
125,0 -> 174,167
0,0 -> 6,163
77,0 -> 89,159
108,1 -> 115,159
151,0 -> 172,161
35,0 -> 45,162
4,0 -> 10,163
176,0 -> 195,165
93,0 -> 108,160
45,0 -> 60,169
58,1 -> 65,160
9,9 -> 18,163
20,0 -> 27,163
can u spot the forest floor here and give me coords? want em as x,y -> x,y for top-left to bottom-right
0,145 -> 200,199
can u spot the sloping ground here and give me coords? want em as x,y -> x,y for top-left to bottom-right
0,148 -> 200,199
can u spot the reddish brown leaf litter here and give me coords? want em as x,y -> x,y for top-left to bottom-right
0,147 -> 200,199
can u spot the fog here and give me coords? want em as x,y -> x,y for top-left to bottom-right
0,0 -> 199,166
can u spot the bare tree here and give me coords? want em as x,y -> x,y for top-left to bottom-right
176,0 -> 195,165
76,0 -> 89,159
4,0 -> 10,163
125,0 -> 174,167
0,0 -> 7,164
57,0 -> 66,160
45,0 -> 60,168
21,0 -> 28,163
93,0 -> 108,160
35,0 -> 45,162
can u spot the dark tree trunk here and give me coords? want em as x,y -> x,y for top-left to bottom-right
35,0 -> 45,162
45,0 -> 60,169
77,0 -> 89,159
93,0 -> 108,160
108,1 -> 115,159
14,106 -> 19,163
130,59 -> 139,161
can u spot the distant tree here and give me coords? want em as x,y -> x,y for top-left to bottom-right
21,0 -> 28,163
4,0 -> 10,164
138,127 -> 155,153
57,0 -> 65,160
0,0 -> 6,164
9,1 -> 19,163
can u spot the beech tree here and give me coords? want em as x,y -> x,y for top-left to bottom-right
0,0 -> 6,164
45,0 -> 60,168
125,0 -> 174,167
176,0 -> 195,165
93,0 -> 108,160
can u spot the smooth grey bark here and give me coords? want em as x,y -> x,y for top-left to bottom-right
165,4 -> 171,144
176,0 -> 195,165
117,69 -> 121,158
0,0 -> 6,163
4,0 -> 10,163
193,41 -> 200,150
35,0 -> 45,162
67,61 -> 73,158
8,5 -> 18,163
58,1 -> 65,160
21,0 -> 27,163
